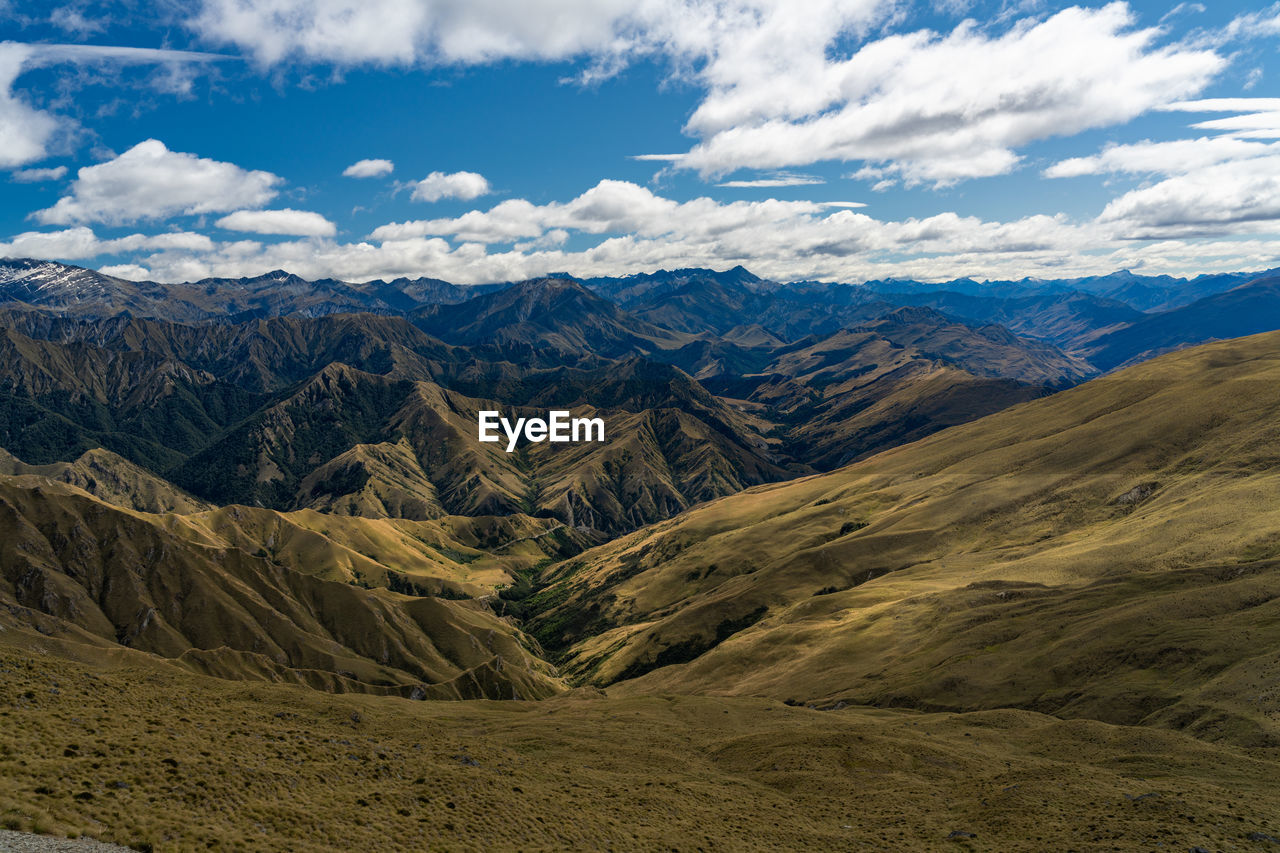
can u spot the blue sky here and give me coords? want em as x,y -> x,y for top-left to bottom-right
2,0 -> 1280,284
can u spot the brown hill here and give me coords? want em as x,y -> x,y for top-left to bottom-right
0,476 -> 563,699
530,331 -> 1280,746
0,447 -> 210,514
173,362 -> 786,534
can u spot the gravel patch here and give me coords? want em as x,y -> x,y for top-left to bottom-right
0,830 -> 132,852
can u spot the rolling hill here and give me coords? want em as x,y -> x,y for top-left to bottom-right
0,475 -> 564,699
528,330 -> 1280,748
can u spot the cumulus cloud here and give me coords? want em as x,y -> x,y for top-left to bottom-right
188,0 -> 661,67
671,4 -> 1224,184
36,139 -> 281,226
181,1 -> 1230,186
1048,99 -> 1280,235
216,208 -> 337,237
11,165 -> 67,182
410,170 -> 490,202
372,180 -> 848,246
1098,156 -> 1280,236
343,158 -> 395,178
55,177 -> 1261,286
0,225 -> 214,260
97,263 -> 152,280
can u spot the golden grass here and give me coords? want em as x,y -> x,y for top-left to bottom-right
2,641 -> 1279,852
531,332 -> 1280,744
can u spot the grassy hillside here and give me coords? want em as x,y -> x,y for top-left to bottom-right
0,477 -> 568,699
1,640 -> 1277,852
0,447 -> 211,514
529,331 -> 1280,746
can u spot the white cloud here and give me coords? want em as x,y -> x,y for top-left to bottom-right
1161,97 -> 1280,112
670,4 -> 1224,184
1099,157 -> 1280,236
1044,136 -> 1276,178
1218,4 -> 1280,41
188,0 -> 654,67
0,40 -> 231,169
44,174 -> 1278,287
11,165 -> 67,182
1047,98 -> 1280,235
98,263 -> 152,280
49,5 -> 108,37
216,208 -> 337,237
410,170 -> 490,202
181,2 -> 1228,186
0,43 -> 61,168
118,211 -> 1278,286
19,43 -> 229,66
372,180 -> 876,251
343,158 -> 395,178
36,139 -> 282,226
0,226 -> 214,260
717,172 -> 824,188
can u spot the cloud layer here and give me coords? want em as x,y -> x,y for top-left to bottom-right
9,176 -> 1272,287
181,1 -> 1225,185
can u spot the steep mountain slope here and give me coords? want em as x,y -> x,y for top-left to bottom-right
530,331 -> 1280,745
413,277 -> 686,359
0,310 -> 456,393
0,325 -> 264,470
296,437 -> 447,519
583,265 -> 771,303
0,477 -> 562,699
710,308 -> 1095,469
173,363 -> 786,534
879,290 -> 1145,352
595,267 -> 890,342
1084,274 -> 1280,370
352,275 -> 504,308
1069,268 -> 1273,311
0,259 -> 151,313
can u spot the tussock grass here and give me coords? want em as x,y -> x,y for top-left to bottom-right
2,646 -> 1279,851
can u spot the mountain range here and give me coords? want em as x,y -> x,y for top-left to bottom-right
4,256 -> 1280,849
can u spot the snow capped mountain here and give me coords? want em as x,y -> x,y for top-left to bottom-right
0,258 -> 129,308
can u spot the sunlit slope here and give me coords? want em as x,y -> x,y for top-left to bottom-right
532,331 -> 1280,741
0,478 -> 564,699
0,447 -> 211,514
2,643 -> 1278,852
